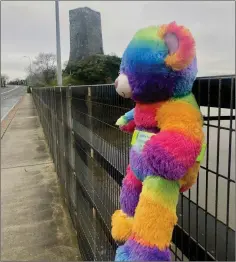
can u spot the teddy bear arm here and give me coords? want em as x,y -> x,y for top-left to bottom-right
143,101 -> 204,181
116,108 -> 136,133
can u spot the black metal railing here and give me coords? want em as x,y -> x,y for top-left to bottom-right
32,75 -> 235,261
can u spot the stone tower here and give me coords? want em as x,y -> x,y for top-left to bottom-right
68,7 -> 104,64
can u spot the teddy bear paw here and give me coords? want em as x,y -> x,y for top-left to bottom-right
111,210 -> 133,242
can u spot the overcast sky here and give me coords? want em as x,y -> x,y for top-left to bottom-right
1,1 -> 235,80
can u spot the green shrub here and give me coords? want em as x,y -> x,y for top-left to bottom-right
48,54 -> 121,86
62,75 -> 80,86
64,54 -> 121,85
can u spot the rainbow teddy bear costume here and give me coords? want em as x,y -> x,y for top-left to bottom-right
111,22 -> 206,261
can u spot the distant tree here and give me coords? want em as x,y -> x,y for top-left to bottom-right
64,54 -> 121,84
2,74 -> 9,82
8,78 -> 26,85
1,74 -> 9,87
63,60 -> 68,70
26,52 -> 56,86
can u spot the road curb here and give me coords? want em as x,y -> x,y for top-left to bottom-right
1,95 -> 25,139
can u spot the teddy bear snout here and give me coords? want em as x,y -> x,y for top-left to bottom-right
114,74 -> 132,99
115,78 -> 118,89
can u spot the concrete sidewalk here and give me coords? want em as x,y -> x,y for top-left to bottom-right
1,94 -> 81,261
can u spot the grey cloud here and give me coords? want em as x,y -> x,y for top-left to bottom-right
1,1 -> 235,80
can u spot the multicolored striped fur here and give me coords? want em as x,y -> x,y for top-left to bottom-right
111,22 -> 205,261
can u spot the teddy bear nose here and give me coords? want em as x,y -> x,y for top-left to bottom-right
115,79 -> 118,89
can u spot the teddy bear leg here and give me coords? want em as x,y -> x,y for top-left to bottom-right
115,176 -> 179,261
111,165 -> 142,242
115,239 -> 171,261
179,162 -> 200,192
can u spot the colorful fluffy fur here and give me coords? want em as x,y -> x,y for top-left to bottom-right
111,22 -> 206,261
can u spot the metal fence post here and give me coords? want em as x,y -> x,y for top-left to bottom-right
60,87 -> 66,185
66,85 -> 75,195
87,86 -> 97,259
51,88 -> 58,172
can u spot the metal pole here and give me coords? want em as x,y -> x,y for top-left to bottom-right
55,0 -> 62,86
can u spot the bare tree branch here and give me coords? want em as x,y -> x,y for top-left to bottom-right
26,52 -> 56,86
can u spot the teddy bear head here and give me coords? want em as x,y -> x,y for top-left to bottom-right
115,22 -> 198,103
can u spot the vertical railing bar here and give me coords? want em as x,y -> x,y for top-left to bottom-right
50,88 -> 53,158
188,171 -> 191,259
174,229 -> 178,260
56,88 -> 60,175
204,79 -> 211,260
195,78 -> 201,260
214,78 -> 221,261
55,88 -> 59,172
225,77 -> 234,260
87,86 -> 97,260
52,88 -> 55,167
181,191 -> 184,260
60,87 -> 65,186
67,85 -> 74,193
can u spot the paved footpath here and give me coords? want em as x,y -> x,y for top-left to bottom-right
1,94 -> 81,261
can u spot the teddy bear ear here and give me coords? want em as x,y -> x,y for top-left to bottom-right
158,21 -> 196,71
164,33 -> 179,55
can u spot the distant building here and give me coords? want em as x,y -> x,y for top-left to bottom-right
68,7 -> 104,64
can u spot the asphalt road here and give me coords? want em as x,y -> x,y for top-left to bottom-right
1,85 -> 27,121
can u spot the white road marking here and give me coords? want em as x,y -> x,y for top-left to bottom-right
1,99 -> 20,122
1,86 -> 19,95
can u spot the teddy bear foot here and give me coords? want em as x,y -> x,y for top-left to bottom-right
115,243 -> 131,261
115,239 -> 171,261
111,210 -> 133,242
